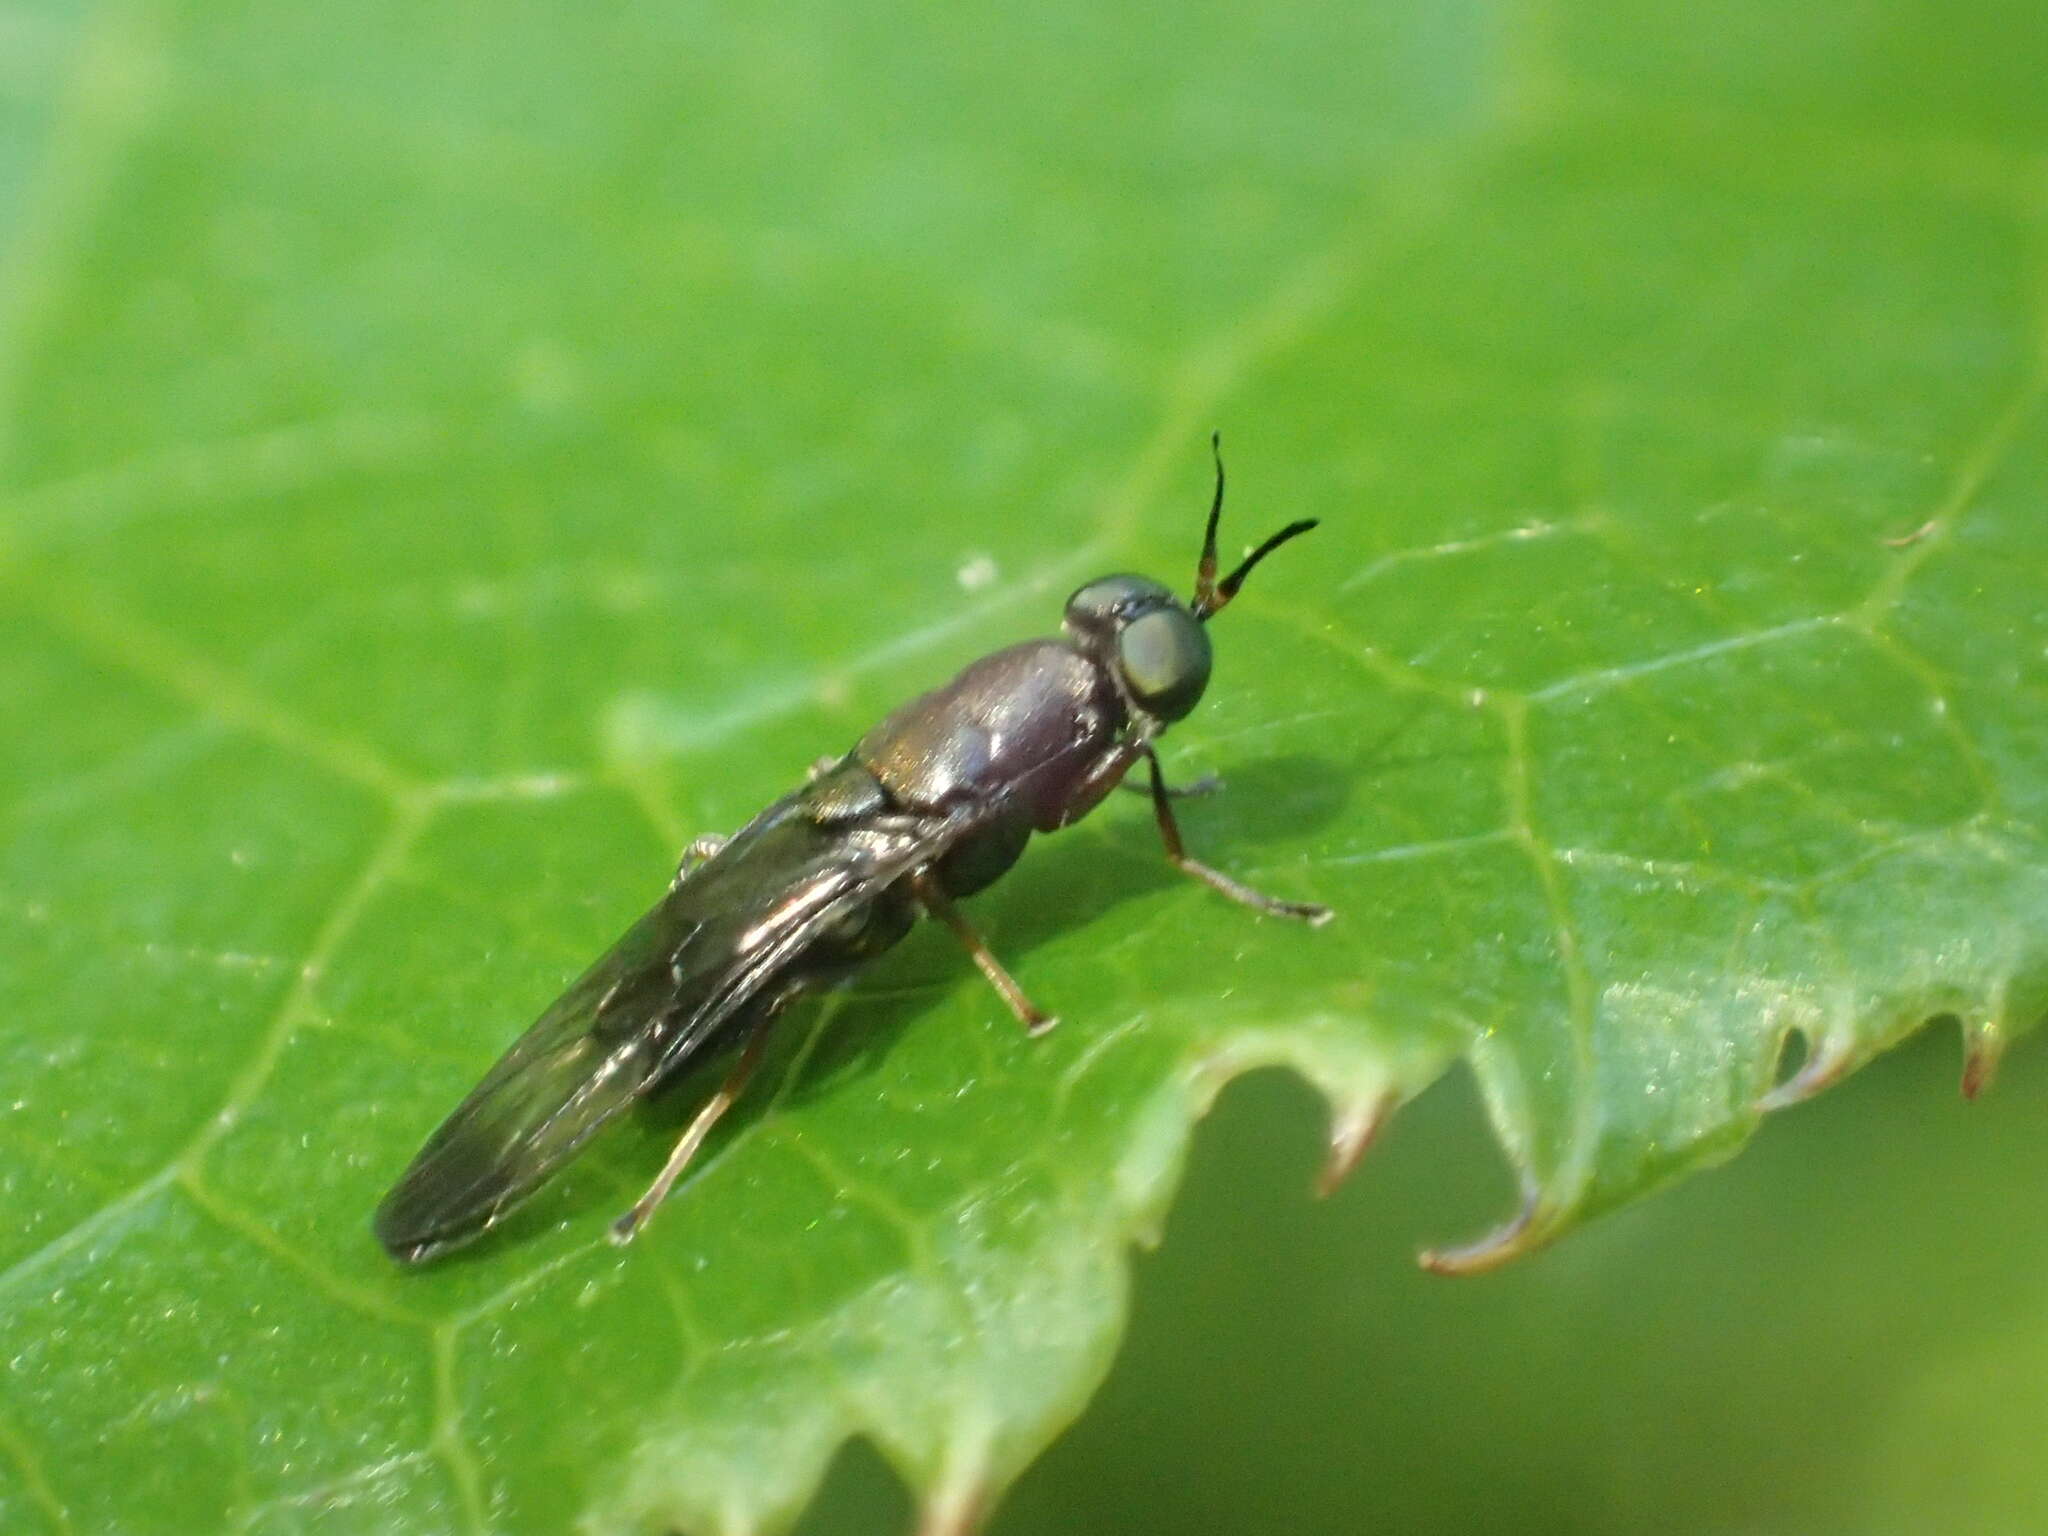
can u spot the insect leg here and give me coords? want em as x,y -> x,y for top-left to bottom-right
1141,745 -> 1332,925
911,869 -> 1058,1036
1048,735 -> 1150,828
1118,770 -> 1223,799
670,834 -> 728,890
609,1000 -> 782,1246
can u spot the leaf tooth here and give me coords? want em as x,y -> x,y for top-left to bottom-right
1758,1027 -> 1856,1112
1959,1016 -> 2008,1100
1415,1183 -> 1551,1277
916,1495 -> 989,1536
1313,1088 -> 1398,1198
915,1466 -> 989,1536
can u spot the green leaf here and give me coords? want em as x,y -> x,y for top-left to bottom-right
2,0 -> 2043,1532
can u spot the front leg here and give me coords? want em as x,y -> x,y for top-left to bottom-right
1118,768 -> 1223,799
1141,745 -> 1332,924
1044,732 -> 1152,829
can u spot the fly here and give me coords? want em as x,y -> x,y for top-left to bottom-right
375,436 -> 1329,1263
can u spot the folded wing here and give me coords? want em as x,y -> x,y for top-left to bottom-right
374,785 -> 956,1262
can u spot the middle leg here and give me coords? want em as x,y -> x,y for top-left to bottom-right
912,869 -> 1057,1036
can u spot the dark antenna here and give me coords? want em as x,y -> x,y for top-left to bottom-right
1192,432 -> 1319,621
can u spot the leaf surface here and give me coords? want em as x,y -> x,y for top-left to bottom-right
1,0 -> 2044,1531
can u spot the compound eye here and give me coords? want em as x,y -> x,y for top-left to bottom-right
1117,608 -> 1212,722
1064,574 -> 1176,641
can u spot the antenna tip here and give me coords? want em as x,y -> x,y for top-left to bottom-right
1210,429 -> 1221,449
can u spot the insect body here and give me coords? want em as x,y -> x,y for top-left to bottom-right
375,438 -> 1328,1264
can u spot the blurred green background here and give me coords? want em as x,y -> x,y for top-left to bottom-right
816,1036 -> 2048,1536
3,0 -> 2046,1531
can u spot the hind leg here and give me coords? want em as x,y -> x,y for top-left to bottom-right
610,992 -> 788,1245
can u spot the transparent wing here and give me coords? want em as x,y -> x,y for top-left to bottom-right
374,786 -> 960,1263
